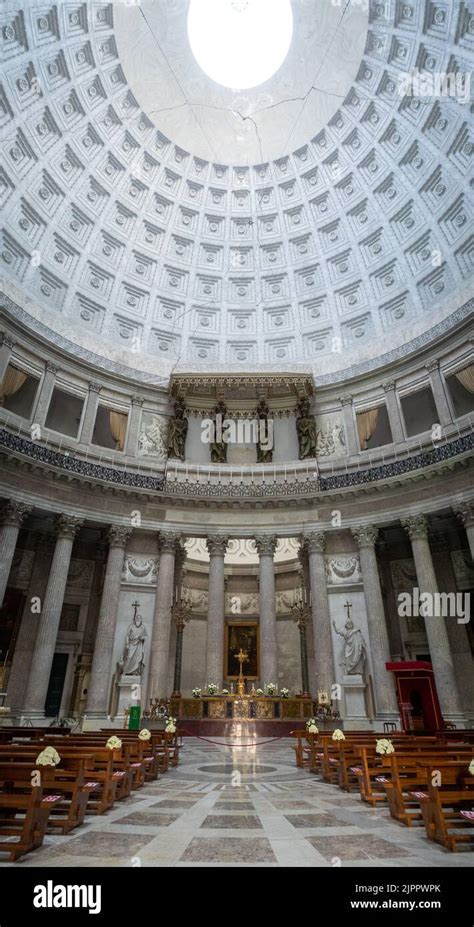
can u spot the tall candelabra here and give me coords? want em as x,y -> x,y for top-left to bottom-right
291,597 -> 311,697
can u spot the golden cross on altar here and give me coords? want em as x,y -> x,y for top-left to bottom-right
236,648 -> 248,672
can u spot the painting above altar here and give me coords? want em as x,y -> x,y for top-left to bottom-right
225,621 -> 259,679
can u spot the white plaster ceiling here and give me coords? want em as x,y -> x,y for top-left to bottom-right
1,1 -> 473,382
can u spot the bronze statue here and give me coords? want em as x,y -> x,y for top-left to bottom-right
167,398 -> 188,461
210,400 -> 227,463
296,397 -> 317,459
256,398 -> 273,463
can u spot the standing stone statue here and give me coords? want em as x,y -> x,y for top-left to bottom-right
296,397 -> 317,459
167,398 -> 188,461
120,612 -> 148,677
333,616 -> 367,675
210,400 -> 227,463
256,398 -> 273,463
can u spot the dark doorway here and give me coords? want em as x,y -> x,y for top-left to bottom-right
44,653 -> 68,717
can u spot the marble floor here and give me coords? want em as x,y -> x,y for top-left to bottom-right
5,737 -> 474,868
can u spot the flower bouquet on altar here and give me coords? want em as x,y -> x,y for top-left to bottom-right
255,688 -> 264,696
280,687 -> 290,698
192,687 -> 202,698
266,683 -> 276,696
206,683 -> 218,696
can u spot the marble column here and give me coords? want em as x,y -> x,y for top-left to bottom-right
298,545 -> 316,690
351,526 -> 399,721
383,380 -> 405,444
255,536 -> 278,685
80,381 -> 101,445
86,525 -> 132,719
454,502 -> 474,560
426,360 -> 452,427
23,514 -> 83,717
401,515 -> 464,724
431,535 -> 474,722
0,500 -> 31,608
0,333 -> 15,383
32,361 -> 58,426
147,531 -> 178,701
168,543 -> 186,693
7,536 -> 55,712
125,395 -> 144,456
304,532 -> 334,699
205,535 -> 228,687
340,395 -> 359,456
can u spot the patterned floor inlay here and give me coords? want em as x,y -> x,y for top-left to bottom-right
7,737 -> 474,868
180,837 -> 276,863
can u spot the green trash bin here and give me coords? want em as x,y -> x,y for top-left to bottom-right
128,705 -> 141,730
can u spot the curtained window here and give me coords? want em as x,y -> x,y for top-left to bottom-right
109,411 -> 127,451
454,364 -> 474,394
0,365 -> 27,403
356,408 -> 379,450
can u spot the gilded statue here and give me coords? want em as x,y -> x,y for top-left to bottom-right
296,397 -> 317,459
167,398 -> 188,461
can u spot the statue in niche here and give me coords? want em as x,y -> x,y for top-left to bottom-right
256,398 -> 273,463
167,398 -> 188,461
119,607 -> 148,677
296,397 -> 317,459
333,603 -> 367,675
210,400 -> 228,463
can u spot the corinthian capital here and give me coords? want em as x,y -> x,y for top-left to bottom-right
401,515 -> 429,541
158,530 -> 180,552
255,535 -> 278,556
0,333 -> 16,350
55,514 -> 84,540
0,500 -> 32,528
108,525 -> 133,548
351,525 -> 379,549
303,531 -> 326,553
454,501 -> 474,528
340,394 -> 353,407
206,535 -> 229,556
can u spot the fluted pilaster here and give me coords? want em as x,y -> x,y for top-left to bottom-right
255,535 -> 278,685
304,532 -> 334,697
0,500 -> 31,608
147,531 -> 179,700
205,535 -> 228,687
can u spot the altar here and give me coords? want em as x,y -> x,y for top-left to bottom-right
169,694 -> 315,735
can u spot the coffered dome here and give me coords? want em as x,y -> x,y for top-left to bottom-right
1,0 -> 473,383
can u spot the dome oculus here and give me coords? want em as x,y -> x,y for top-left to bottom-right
187,0 -> 293,90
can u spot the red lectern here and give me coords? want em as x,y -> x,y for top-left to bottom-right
386,661 -> 444,732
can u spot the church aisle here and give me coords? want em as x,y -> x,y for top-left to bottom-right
12,739 -> 474,869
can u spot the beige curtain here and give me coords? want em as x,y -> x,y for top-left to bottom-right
109,411 -> 127,451
0,366 -> 27,403
357,408 -> 379,450
455,364 -> 474,394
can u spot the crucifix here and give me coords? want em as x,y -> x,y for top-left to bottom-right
344,601 -> 352,621
235,647 -> 248,697
132,600 -> 141,619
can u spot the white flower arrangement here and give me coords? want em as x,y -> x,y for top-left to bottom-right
207,683 -> 218,695
138,728 -> 151,741
106,735 -> 122,750
255,688 -> 264,696
222,689 -> 229,695
192,687 -> 202,698
376,738 -> 394,756
165,717 -> 177,734
35,746 -> 61,766
332,729 -> 345,742
469,759 -> 474,776
280,687 -> 290,698
266,683 -> 276,695
306,719 -> 319,734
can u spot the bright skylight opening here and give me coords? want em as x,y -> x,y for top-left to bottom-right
187,0 -> 294,91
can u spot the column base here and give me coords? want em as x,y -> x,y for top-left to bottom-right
342,674 -> 371,728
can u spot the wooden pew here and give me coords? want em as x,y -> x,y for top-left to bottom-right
413,771 -> 474,852
0,768 -> 63,861
0,761 -> 95,835
378,750 -> 473,826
